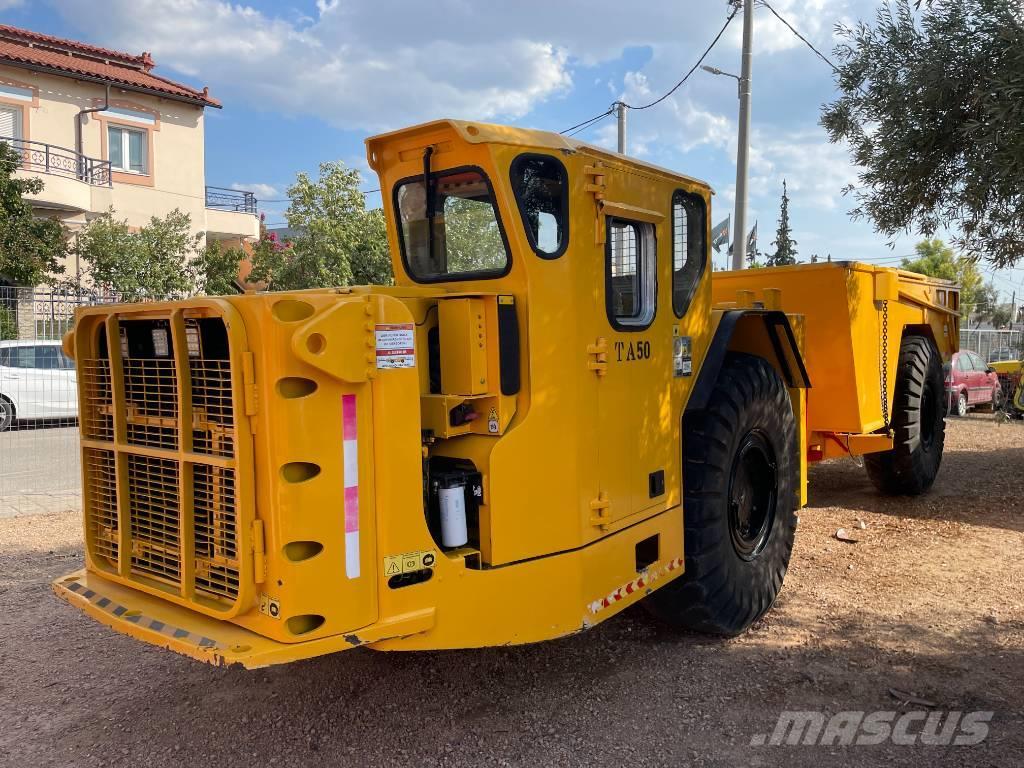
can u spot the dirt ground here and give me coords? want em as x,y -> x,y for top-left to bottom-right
1,414 -> 1022,767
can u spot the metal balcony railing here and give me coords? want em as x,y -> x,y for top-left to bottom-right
205,186 -> 257,214
0,136 -> 112,186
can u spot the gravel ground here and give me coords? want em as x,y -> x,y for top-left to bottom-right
1,414 -> 1021,768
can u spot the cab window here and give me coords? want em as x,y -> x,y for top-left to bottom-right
606,218 -> 656,330
671,190 -> 707,317
395,167 -> 510,282
510,154 -> 568,258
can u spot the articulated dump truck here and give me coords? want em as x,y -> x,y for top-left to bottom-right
54,120 -> 959,668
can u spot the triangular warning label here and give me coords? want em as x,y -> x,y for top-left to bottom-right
386,561 -> 400,576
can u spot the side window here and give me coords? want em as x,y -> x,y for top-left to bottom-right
956,354 -> 971,373
4,346 -> 35,368
671,191 -> 707,317
969,352 -> 985,371
606,218 -> 656,329
509,154 -> 568,258
35,346 -> 61,369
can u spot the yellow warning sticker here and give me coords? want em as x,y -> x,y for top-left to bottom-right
384,550 -> 437,577
259,593 -> 281,619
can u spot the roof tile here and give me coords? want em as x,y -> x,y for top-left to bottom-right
0,24 -> 220,107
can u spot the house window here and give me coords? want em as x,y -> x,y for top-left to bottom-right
606,218 -> 656,329
108,125 -> 148,174
0,104 -> 22,142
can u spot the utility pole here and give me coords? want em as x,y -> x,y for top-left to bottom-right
616,101 -> 627,154
731,0 -> 754,270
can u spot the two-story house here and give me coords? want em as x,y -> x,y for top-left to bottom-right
0,23 -> 258,286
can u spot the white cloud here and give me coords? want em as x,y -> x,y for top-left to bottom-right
232,182 -> 278,199
49,0 -> 875,133
51,0 -> 573,131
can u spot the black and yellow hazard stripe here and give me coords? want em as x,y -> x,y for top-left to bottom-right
65,579 -> 220,649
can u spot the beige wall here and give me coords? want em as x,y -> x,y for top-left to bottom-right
1,63 -> 256,282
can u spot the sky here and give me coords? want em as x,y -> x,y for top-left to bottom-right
2,0 -> 1022,299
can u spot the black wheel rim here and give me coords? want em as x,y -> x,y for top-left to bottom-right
727,430 -> 778,561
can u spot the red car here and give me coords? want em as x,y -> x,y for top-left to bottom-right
944,350 -> 1001,416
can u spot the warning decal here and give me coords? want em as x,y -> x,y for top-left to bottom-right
384,550 -> 437,577
375,323 -> 415,369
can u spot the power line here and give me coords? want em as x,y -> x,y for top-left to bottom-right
259,188 -> 380,203
558,5 -> 739,136
560,108 -> 615,136
758,0 -> 839,73
622,6 -> 740,110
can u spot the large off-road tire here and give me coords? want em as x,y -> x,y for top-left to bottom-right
864,335 -> 945,496
645,353 -> 798,636
0,396 -> 14,432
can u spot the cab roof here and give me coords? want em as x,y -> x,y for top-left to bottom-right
366,118 -> 713,194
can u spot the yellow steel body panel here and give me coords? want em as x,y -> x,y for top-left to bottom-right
712,261 -> 959,457
439,297 -> 488,395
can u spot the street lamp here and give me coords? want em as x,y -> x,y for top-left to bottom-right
700,65 -> 741,97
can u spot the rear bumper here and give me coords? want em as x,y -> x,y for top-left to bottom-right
53,570 -> 388,669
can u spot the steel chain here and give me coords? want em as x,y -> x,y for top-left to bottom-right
880,300 -> 890,430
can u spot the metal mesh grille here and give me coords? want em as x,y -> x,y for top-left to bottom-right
192,359 -> 234,457
194,465 -> 239,601
85,448 -> 118,565
127,451 -> 181,586
81,359 -> 113,441
80,315 -> 242,608
124,358 -> 178,449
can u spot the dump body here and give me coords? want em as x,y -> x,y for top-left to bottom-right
712,262 -> 959,459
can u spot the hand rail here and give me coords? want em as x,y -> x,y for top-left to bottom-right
0,136 -> 112,187
205,186 -> 257,214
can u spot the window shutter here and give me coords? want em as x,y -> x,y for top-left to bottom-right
0,106 -> 20,141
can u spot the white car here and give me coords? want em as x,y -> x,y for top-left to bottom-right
0,340 -> 78,431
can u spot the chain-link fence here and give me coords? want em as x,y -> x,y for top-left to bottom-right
0,286 -> 136,518
960,328 -> 1024,363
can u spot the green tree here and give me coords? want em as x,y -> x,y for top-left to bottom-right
0,143 -> 67,285
442,196 -> 505,272
250,161 -> 392,290
0,303 -> 16,340
195,241 -> 244,296
74,209 -> 200,301
822,0 -> 1024,268
768,179 -> 798,266
900,238 -> 982,320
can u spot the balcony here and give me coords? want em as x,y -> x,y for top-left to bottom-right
1,137 -> 111,186
205,186 -> 257,214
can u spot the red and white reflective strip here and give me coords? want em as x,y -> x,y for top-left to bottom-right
342,394 -> 360,579
587,557 -> 684,615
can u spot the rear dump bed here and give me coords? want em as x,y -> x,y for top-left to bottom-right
711,261 -> 959,458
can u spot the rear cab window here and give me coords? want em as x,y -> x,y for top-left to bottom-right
395,166 -> 510,282
671,190 -> 707,317
509,154 -> 568,258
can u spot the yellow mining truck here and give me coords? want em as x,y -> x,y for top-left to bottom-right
54,120 -> 958,668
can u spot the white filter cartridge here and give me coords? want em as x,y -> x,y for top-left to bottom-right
438,484 -> 468,548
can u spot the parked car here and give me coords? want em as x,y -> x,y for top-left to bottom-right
0,340 -> 78,431
944,349 -> 1001,416
988,347 -> 1017,363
